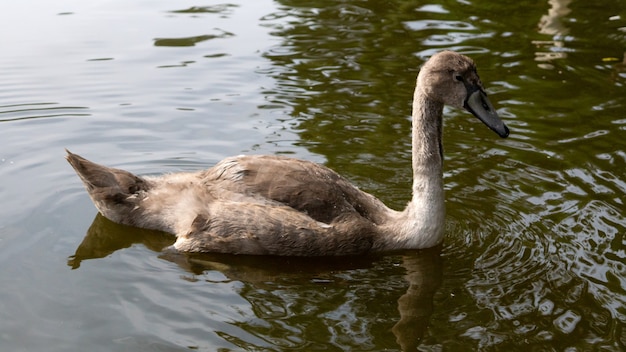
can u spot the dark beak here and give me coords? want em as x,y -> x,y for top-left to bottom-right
464,89 -> 509,138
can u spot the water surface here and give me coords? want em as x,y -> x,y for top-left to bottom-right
1,0 -> 625,350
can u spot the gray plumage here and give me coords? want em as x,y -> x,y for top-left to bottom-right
66,51 -> 509,256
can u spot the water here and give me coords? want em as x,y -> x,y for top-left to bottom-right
1,0 -> 625,350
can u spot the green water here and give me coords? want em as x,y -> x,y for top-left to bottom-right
1,0 -> 625,350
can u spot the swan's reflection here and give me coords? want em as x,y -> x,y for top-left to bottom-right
534,0 -> 572,67
67,213 -> 174,269
69,214 -> 442,349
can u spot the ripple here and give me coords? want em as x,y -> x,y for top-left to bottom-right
553,309 -> 582,334
168,4 -> 239,15
153,31 -> 234,47
403,19 -> 477,31
422,32 -> 494,47
441,151 -> 621,348
557,129 -> 610,144
0,102 -> 90,122
555,200 -> 626,320
416,4 -> 449,14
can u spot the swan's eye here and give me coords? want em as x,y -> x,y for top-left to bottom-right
455,75 -> 463,82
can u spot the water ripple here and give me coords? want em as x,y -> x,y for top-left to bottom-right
168,4 -> 239,16
555,200 -> 626,319
153,31 -> 234,48
0,102 -> 90,122
403,19 -> 477,31
441,141 -> 626,348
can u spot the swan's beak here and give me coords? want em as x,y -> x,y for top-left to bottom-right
464,89 -> 509,138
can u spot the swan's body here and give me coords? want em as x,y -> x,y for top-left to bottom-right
66,51 -> 509,256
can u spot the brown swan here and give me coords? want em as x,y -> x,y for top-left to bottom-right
66,51 -> 509,256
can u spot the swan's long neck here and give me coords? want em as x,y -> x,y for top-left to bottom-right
378,85 -> 446,250
410,87 -> 444,192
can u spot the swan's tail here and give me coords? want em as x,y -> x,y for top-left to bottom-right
65,149 -> 152,226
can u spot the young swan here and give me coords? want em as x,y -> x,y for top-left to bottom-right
67,51 -> 509,256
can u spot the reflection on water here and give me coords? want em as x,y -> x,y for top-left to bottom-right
534,0 -> 572,67
71,214 -> 442,350
1,0 -> 626,349
153,31 -> 234,48
261,0 -> 626,349
168,4 -> 239,16
68,214 -> 174,269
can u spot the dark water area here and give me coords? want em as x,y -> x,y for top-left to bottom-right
1,0 -> 625,350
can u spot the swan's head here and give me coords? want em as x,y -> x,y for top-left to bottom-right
418,51 -> 509,138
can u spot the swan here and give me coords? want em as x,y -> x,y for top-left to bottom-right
66,51 -> 509,256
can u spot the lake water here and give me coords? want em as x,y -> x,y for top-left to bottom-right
1,0 -> 625,350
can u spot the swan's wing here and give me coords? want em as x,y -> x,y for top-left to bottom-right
173,200 -> 376,255
204,155 -> 391,225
